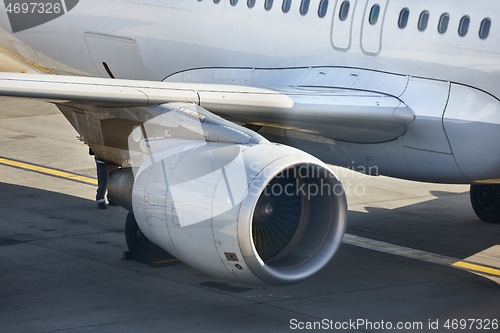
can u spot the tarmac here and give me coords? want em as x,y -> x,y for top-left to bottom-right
0,53 -> 499,333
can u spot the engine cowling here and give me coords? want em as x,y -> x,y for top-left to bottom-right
131,141 -> 346,285
114,103 -> 347,285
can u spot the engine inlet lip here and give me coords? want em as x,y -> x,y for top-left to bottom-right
237,154 -> 348,286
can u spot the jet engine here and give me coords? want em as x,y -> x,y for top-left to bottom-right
110,103 -> 347,285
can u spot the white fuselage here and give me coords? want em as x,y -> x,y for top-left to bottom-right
1,0 -> 500,183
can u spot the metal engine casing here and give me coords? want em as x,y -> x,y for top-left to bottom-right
132,141 -> 347,285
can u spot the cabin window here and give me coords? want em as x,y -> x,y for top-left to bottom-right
282,0 -> 292,13
479,18 -> 492,40
213,0 -> 220,3
339,1 -> 350,21
318,0 -> 329,18
247,0 -> 255,8
300,0 -> 310,15
230,0 -> 238,5
418,11 -> 429,31
459,15 -> 470,37
398,8 -> 409,29
265,0 -> 274,10
369,4 -> 380,25
438,13 -> 450,34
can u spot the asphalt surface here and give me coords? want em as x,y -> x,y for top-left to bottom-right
0,52 -> 499,333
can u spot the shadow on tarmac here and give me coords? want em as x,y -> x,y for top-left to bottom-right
0,182 -> 499,333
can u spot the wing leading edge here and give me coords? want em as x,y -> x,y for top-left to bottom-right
0,72 -> 414,143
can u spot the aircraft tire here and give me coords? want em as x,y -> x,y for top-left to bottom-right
125,212 -> 171,264
470,184 -> 500,223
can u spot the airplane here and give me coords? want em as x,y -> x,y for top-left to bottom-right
0,0 -> 499,286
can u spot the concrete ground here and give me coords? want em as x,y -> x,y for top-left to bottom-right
0,53 -> 499,333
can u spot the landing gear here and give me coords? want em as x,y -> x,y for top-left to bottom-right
470,184 -> 500,224
124,212 -> 179,266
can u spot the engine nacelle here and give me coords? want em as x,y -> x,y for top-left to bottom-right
107,103 -> 348,285
132,140 -> 347,285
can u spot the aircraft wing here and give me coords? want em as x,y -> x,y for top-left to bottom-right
0,72 -> 414,143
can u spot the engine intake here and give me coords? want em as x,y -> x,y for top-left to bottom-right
238,154 -> 347,285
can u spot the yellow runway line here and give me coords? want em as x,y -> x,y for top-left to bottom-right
452,261 -> 500,277
0,156 -> 97,186
0,45 -> 56,74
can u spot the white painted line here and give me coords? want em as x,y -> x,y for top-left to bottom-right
343,233 -> 500,281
